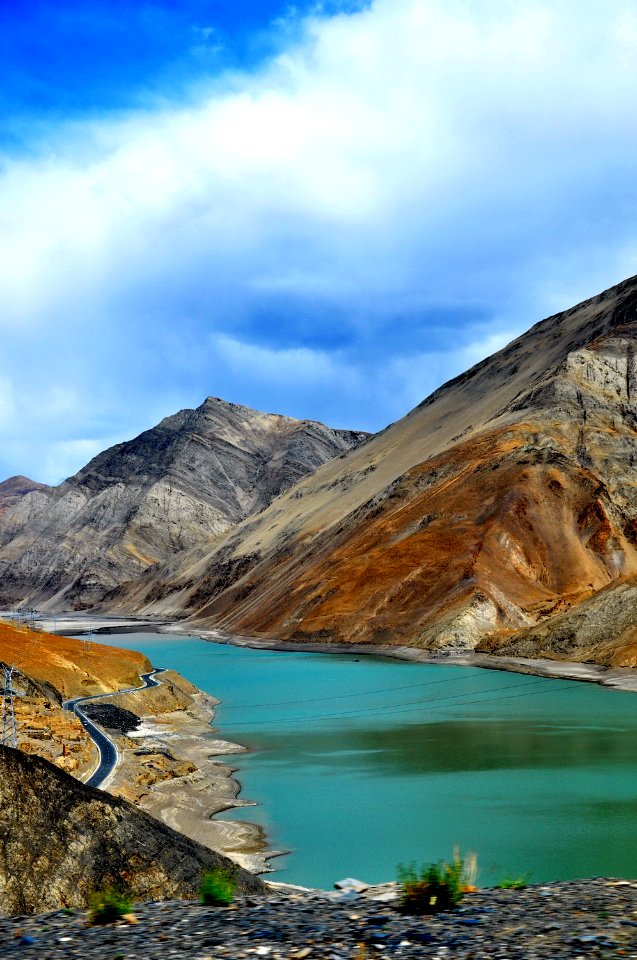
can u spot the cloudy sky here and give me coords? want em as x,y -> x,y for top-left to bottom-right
3,0 -> 637,484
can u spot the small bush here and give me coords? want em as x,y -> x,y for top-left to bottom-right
200,867 -> 236,906
496,874 -> 529,890
397,851 -> 468,915
88,887 -> 133,925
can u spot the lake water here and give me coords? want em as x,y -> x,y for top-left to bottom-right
96,631 -> 637,888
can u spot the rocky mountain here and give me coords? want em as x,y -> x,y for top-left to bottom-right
0,744 -> 265,914
0,475 -> 49,518
107,275 -> 637,666
0,398 -> 367,610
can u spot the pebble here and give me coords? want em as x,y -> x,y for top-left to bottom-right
0,879 -> 636,959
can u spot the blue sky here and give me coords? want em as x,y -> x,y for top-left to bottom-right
3,0 -> 637,484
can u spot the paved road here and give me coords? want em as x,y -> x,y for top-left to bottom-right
63,669 -> 164,789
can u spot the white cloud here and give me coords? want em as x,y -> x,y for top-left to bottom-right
3,0 -> 637,480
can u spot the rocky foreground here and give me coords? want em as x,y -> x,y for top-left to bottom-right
2,879 -> 637,959
0,745 -> 264,915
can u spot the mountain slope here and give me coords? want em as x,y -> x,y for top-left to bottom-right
0,398 -> 367,609
0,744 -> 264,914
0,475 -> 49,518
108,275 -> 637,664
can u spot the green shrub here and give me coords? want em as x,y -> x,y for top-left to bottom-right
200,867 -> 236,906
397,852 -> 467,915
88,886 -> 133,925
496,874 -> 529,890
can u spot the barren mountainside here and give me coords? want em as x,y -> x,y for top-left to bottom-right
0,475 -> 49,518
0,745 -> 265,914
108,275 -> 637,666
0,398 -> 367,609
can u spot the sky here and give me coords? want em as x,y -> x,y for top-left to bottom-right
3,0 -> 637,484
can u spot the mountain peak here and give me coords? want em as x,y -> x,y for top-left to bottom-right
0,398 -> 367,610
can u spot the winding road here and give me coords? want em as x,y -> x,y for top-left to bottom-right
63,668 -> 165,789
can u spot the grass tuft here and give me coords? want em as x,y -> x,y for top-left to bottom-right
200,867 -> 236,906
496,874 -> 529,890
397,849 -> 473,914
88,886 -> 133,925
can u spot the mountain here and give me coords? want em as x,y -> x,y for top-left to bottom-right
107,275 -> 637,666
0,744 -> 264,914
0,475 -> 49,518
0,398 -> 368,610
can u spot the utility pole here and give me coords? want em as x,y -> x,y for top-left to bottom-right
1,665 -> 17,749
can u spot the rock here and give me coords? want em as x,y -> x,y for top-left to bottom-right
334,879 -> 369,893
0,476 -> 49,519
0,744 -> 265,915
0,397 -> 367,610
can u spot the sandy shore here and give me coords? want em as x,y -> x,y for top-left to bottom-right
105,697 -> 276,874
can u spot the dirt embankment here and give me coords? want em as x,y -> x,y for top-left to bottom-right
0,620 -> 151,779
0,621 -> 270,872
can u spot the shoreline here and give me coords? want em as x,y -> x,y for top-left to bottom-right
106,702 -> 278,875
31,616 -> 279,876
161,623 -> 637,693
39,612 -> 637,693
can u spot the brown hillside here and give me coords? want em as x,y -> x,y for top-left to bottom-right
103,274 -> 637,666
0,620 -> 150,699
0,744 -> 265,914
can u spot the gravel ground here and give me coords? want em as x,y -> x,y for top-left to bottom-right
2,879 -> 637,959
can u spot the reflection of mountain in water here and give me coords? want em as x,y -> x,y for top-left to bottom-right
246,717 -> 637,776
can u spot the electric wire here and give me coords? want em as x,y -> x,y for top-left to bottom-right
217,675 -> 575,727
221,668 -> 488,709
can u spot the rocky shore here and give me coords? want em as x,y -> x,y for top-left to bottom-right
82,668 -> 271,873
3,878 -> 637,959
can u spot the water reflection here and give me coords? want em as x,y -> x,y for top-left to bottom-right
235,718 -> 637,775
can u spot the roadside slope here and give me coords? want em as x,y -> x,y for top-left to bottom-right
0,744 -> 265,915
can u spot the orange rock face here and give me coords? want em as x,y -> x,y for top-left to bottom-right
188,422 -> 637,653
0,621 -> 150,699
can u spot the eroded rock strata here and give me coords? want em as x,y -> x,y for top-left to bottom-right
0,398 -> 367,610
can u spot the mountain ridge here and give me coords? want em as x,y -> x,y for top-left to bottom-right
100,273 -> 637,666
0,397 -> 368,610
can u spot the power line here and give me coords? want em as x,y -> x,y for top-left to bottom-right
217,676 -> 573,727
1,665 -> 18,748
221,669 -> 488,710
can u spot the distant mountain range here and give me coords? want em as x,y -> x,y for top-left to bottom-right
0,398 -> 368,609
6,276 -> 637,667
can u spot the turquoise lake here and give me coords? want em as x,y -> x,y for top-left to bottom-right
98,632 -> 637,889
